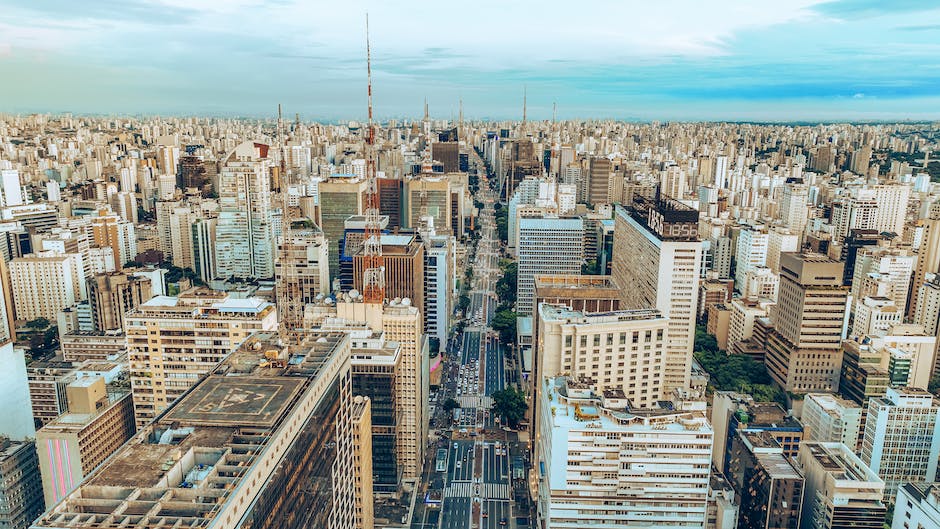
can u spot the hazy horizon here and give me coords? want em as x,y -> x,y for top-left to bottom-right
3,0 -> 940,120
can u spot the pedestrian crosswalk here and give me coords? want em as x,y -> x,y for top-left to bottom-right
457,396 -> 493,408
445,482 -> 510,499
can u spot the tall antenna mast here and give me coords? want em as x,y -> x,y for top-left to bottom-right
276,103 -> 297,339
362,13 -> 385,304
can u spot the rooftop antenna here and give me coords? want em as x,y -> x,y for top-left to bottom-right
276,103 -> 298,338
362,13 -> 385,305
458,98 -> 463,141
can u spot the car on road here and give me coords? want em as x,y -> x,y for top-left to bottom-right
499,519 -> 507,526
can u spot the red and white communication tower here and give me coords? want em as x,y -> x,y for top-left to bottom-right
361,14 -> 385,304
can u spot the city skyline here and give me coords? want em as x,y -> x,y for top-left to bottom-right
2,0 -> 940,120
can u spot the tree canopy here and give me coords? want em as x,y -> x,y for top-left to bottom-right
491,387 -> 527,428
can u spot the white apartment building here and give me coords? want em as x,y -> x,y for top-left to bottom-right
735,225 -> 769,289
861,387 -> 940,498
801,393 -> 862,449
744,266 -> 779,301
892,483 -> 940,529
767,227 -> 799,274
126,288 -> 277,428
852,247 -> 915,311
537,304 -> 669,408
851,297 -> 902,338
537,377 -> 712,529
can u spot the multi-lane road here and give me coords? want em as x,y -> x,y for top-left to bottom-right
435,155 -> 515,529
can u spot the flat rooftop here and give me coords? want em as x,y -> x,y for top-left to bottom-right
164,376 -> 304,428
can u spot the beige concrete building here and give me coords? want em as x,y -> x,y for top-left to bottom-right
9,251 -> 85,321
126,288 -> 277,428
36,376 -> 136,506
766,253 -> 848,394
911,202 -> 940,319
405,176 -> 451,232
60,330 -> 126,362
798,442 -> 887,529
537,303 -> 669,409
87,271 -> 153,331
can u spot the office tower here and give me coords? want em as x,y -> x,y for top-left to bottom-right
0,437 -> 44,529
431,141 -> 459,173
869,184 -> 911,235
533,275 -> 622,317
537,377 -> 712,528
191,216 -> 217,283
728,431 -> 804,529
87,271 -> 152,332
215,141 -> 275,280
349,331 -> 403,492
588,156 -> 611,205
711,393 -> 803,475
743,266 -> 779,301
154,199 -> 180,259
90,210 -> 137,269
612,197 -> 702,393
714,155 -> 729,189
377,177 -> 403,229
125,288 -> 277,428
843,229 -> 887,285
33,331 -> 358,529
801,393 -> 863,448
405,175 -> 451,232
516,217 -> 583,316
851,297 -> 902,338
766,227 -> 799,274
707,303 -> 732,350
536,304 -> 668,408
914,274 -> 940,354
766,253 -> 848,394
110,191 -> 137,223
861,387 -> 940,498
333,299 -> 427,480
275,229 -> 330,332
352,234 -> 425,319
911,204 -> 940,320
839,339 -> 890,417
36,376 -> 135,506
168,205 -> 195,269
851,247 -> 915,311
812,145 -> 834,173
892,483 -> 940,529
350,396 -> 374,529
423,235 -> 453,347
320,177 -> 369,279
9,251 -> 85,320
851,145 -> 873,174
798,442 -> 887,529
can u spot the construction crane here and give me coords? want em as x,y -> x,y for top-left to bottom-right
361,14 -> 385,305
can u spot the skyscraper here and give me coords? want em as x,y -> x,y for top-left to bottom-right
612,196 -> 702,393
798,442 -> 887,529
274,228 -> 330,333
215,141 -> 275,279
735,224 -> 769,290
516,217 -> 583,316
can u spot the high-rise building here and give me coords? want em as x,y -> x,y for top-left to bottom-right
766,253 -> 848,394
0,437 -> 44,529
423,235 -> 453,347
516,217 -> 583,316
87,271 -> 152,332
215,141 -> 275,279
911,203 -> 940,320
861,386 -> 940,498
798,442 -> 887,529
125,288 -> 277,428
587,156 -> 611,205
537,377 -> 712,528
743,266 -> 779,301
735,224 -> 769,289
274,229 -> 330,332
431,141 -> 459,173
405,176 -> 451,233
801,393 -> 863,448
320,176 -> 368,279
36,376 -> 135,506
711,393 -> 803,475
851,247 -> 915,311
90,209 -> 137,269
32,331 -> 359,529
766,227 -> 800,274
536,304 -> 668,408
892,483 -> 940,529
728,430 -> 804,529
191,216 -> 217,283
352,234 -> 425,322
9,251 -> 85,321
612,197 -> 702,393
350,395 -> 374,529
780,178 -> 809,238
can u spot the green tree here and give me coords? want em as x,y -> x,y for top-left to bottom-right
458,294 -> 471,315
581,259 -> 599,275
491,387 -> 528,428
491,309 -> 517,345
443,398 -> 460,412
929,374 -> 940,395
26,318 -> 50,330
495,259 -> 517,303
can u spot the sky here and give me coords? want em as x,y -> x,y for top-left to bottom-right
2,0 -> 940,121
